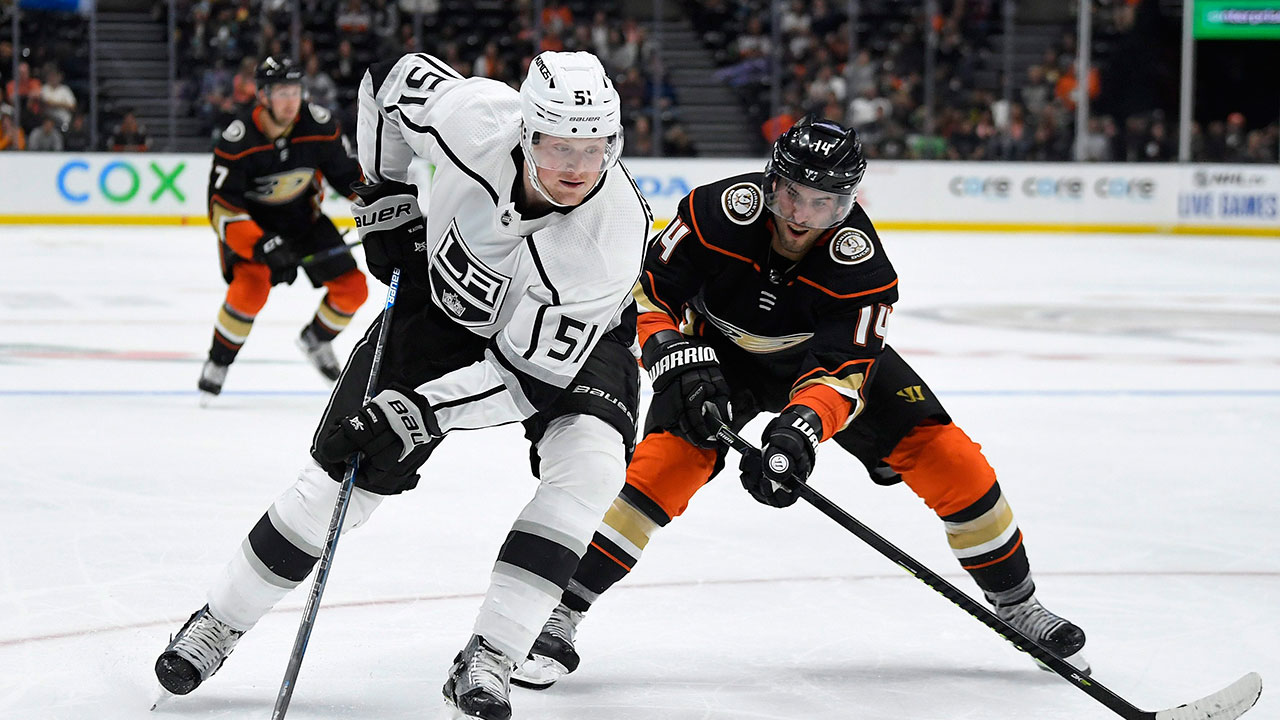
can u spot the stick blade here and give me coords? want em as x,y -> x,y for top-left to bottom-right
1155,673 -> 1262,720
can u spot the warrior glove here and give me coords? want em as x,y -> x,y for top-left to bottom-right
739,406 -> 821,508
643,330 -> 733,449
315,384 -> 442,494
351,180 -> 427,286
253,234 -> 298,286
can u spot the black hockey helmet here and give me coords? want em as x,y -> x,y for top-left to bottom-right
255,56 -> 303,90
763,115 -> 866,229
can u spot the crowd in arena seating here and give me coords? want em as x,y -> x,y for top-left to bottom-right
684,0 -> 1277,161
1,0 -> 1275,161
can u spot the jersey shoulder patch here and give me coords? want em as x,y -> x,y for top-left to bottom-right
719,180 -> 764,225
221,119 -> 247,143
828,227 -> 875,265
308,103 -> 332,124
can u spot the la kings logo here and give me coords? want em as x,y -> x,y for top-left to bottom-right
429,220 -> 510,327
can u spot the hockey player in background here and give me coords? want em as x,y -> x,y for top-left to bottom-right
512,115 -> 1091,691
198,56 -> 368,403
155,50 -> 651,720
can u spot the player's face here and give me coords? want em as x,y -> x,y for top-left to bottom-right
530,135 -> 613,206
262,83 -> 303,123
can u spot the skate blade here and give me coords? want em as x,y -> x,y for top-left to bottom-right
511,655 -> 569,691
150,685 -> 175,711
1035,650 -> 1091,676
198,391 -> 217,408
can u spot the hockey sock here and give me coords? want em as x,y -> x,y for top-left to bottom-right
308,271 -> 367,341
889,421 -> 1032,600
563,484 -> 669,612
209,302 -> 256,366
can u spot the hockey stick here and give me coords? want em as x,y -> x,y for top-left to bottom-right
713,419 -> 1262,720
271,267 -> 401,720
299,239 -> 363,267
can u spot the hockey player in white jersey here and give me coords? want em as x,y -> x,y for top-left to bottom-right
153,51 -> 651,720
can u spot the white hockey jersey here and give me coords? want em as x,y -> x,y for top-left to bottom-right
355,53 -> 652,434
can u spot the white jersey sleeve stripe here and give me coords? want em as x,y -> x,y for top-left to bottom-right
416,52 -> 464,79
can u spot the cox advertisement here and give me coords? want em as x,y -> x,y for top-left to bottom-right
0,153 -> 1276,234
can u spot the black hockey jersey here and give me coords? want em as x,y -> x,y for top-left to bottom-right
635,171 -> 898,433
208,103 -> 362,258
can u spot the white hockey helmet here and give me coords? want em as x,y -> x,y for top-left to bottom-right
519,51 -> 623,206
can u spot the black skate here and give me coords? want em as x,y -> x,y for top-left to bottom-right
296,326 -> 341,381
511,603 -> 583,690
197,359 -> 229,406
995,595 -> 1090,674
443,635 -> 516,720
155,604 -> 244,695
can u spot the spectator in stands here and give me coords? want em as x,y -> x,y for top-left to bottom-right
848,85 -> 891,129
0,110 -> 26,151
0,42 -> 12,90
1080,116 -> 1112,161
333,40 -> 362,90
397,0 -> 438,19
370,0 -> 399,50
231,57 -> 258,109
715,16 -> 771,88
616,66 -> 646,119
761,102 -> 798,145
63,111 -> 89,152
1224,112 -> 1247,161
473,41 -> 503,79
197,57 -> 236,128
27,114 -> 63,151
1020,65 -> 1051,117
108,110 -> 151,152
541,2 -> 572,35
625,114 -> 657,157
303,55 -> 338,113
39,67 -> 75,128
6,62 -> 42,119
210,7 -> 241,62
590,11 -> 611,59
847,49 -> 876,98
662,122 -> 697,157
806,65 -> 846,108
1054,60 -> 1101,112
1142,118 -> 1173,161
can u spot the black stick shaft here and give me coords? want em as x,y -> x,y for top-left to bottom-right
271,267 -> 401,720
713,422 -> 1153,720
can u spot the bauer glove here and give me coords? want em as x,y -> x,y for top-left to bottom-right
642,330 -> 733,449
253,234 -> 298,286
739,406 -> 821,508
315,384 -> 442,494
351,180 -> 427,286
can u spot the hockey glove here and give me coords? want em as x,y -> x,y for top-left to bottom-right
642,330 -> 733,449
351,180 -> 427,286
315,384 -> 443,494
253,234 -> 298,286
739,406 -> 822,508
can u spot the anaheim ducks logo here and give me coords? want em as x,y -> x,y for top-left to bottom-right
247,169 -> 317,205
721,182 -> 763,225
700,306 -> 812,354
829,228 -> 875,265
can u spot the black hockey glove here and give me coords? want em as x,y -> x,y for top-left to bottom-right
642,330 -> 733,449
739,406 -> 822,508
253,234 -> 298,286
315,384 -> 443,494
351,179 -> 427,286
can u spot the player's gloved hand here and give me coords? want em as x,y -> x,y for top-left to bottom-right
351,180 -> 427,286
642,330 -> 733,448
739,406 -> 821,508
253,234 -> 298,286
315,384 -> 443,494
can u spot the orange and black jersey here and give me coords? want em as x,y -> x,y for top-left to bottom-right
208,103 -> 363,259
634,171 -> 899,439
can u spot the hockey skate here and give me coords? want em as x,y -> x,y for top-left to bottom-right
511,603 -> 583,690
197,359 -> 229,406
443,635 -> 517,720
995,595 -> 1090,674
296,326 -> 341,381
154,604 -> 245,695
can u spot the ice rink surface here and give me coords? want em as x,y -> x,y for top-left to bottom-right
1,226 -> 1277,719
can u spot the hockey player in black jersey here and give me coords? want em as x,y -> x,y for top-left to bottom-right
513,115 -> 1090,690
198,56 -> 368,403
